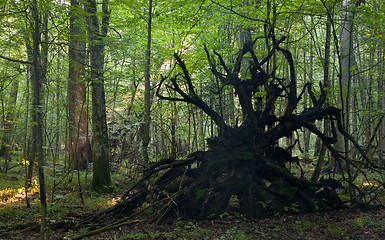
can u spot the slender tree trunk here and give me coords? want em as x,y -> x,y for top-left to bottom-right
303,47 -> 313,154
340,0 -> 354,147
55,59 -> 60,170
23,17 -> 34,188
354,41 -> 369,148
30,0 -> 47,238
0,77 -> 18,172
170,102 -> 177,159
126,58 -> 139,116
378,46 -> 385,164
142,0 -> 153,165
0,83 -> 4,172
85,0 -> 112,191
313,15 -> 331,175
336,0 -> 358,187
24,65 -> 31,207
329,0 -> 354,173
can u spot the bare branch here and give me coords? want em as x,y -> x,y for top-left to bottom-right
0,54 -> 31,65
213,50 -> 230,75
259,36 -> 286,66
276,44 -> 297,117
157,56 -> 227,134
173,53 -> 196,96
209,0 -> 267,23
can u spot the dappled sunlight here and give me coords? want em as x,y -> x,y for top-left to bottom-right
0,182 -> 39,206
107,197 -> 120,207
358,181 -> 384,189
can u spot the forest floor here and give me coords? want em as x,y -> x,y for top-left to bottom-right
1,170 -> 385,239
3,207 -> 385,239
2,193 -> 385,239
50,208 -> 385,240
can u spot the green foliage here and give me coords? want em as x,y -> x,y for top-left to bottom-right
174,220 -> 213,239
292,219 -> 347,239
325,224 -> 347,239
257,199 -> 272,209
293,220 -> 319,232
221,227 -> 249,240
351,215 -> 385,234
283,202 -> 300,213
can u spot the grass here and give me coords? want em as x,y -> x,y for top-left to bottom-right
350,215 -> 385,234
325,224 -> 347,239
176,221 -> 213,239
222,227 -> 250,240
0,173 -> 37,202
293,220 -> 320,232
0,165 -> 123,226
118,222 -> 250,240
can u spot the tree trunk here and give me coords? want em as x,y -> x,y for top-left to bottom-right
23,15 -> 34,188
0,77 -> 18,172
170,102 -> 177,160
378,46 -> 385,164
313,13 -> 331,173
30,1 -> 47,238
68,0 -> 91,170
85,0 -> 112,192
23,63 -> 31,207
340,0 -> 354,144
142,0 -> 153,165
327,0 -> 354,174
303,48 -> 313,154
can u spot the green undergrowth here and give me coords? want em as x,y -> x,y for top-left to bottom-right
0,165 -> 132,235
292,220 -> 348,239
1,161 -> 385,239
117,221 -> 250,240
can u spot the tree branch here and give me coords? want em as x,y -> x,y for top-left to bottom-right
276,44 -> 297,117
157,55 -> 227,134
209,0 -> 267,23
0,54 -> 31,64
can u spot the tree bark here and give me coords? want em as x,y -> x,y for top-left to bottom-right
142,0 -> 153,165
85,0 -> 112,191
339,0 -> 354,138
327,0 -> 354,173
30,0 -> 47,238
23,21 -> 34,188
378,46 -> 385,164
68,0 -> 91,170
170,102 -> 177,160
312,12 -> 331,175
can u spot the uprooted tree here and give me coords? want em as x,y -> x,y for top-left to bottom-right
99,34 -> 381,221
